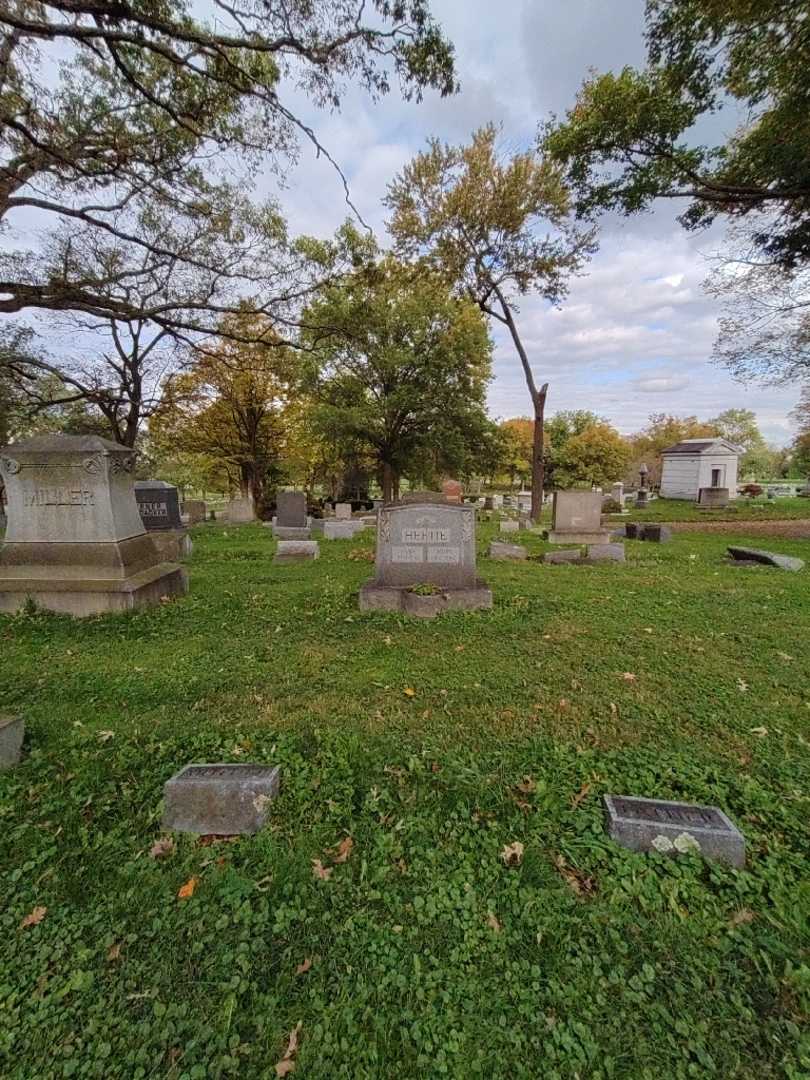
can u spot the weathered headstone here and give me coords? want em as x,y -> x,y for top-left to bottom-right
183,499 -> 207,525
228,496 -> 256,523
548,491 -> 609,544
0,435 -> 186,615
441,478 -> 463,503
500,518 -> 519,533
603,794 -> 745,867
324,520 -> 361,540
163,763 -> 280,834
635,489 -> 649,509
698,486 -> 729,509
359,502 -> 491,615
489,541 -> 527,561
0,715 -> 24,770
583,542 -> 625,564
727,546 -> 804,572
544,548 -> 583,565
335,502 -> 353,520
611,482 -> 624,503
273,540 -> 319,563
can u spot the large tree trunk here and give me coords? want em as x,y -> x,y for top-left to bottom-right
382,461 -> 394,503
531,384 -> 548,522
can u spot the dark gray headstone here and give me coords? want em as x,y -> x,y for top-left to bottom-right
134,480 -> 182,530
640,524 -> 672,543
0,715 -> 24,769
603,794 -> 745,867
276,491 -> 307,527
727,546 -> 804,572
163,763 -> 280,834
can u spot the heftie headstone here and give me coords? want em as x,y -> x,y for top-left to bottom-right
0,435 -> 186,616
548,491 -> 609,544
603,794 -> 745,867
0,715 -> 24,769
163,763 -> 280,834
359,502 -> 491,616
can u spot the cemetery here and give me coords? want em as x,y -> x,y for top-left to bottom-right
1,1 -> 809,1077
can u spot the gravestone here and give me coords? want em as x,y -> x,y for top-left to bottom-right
273,540 -> 319,563
324,520 -> 361,540
698,486 -> 729,509
483,496 -> 494,511
400,490 -> 448,505
500,518 -> 519,533
163,763 -> 280,834
273,491 -> 310,539
442,478 -> 463,503
635,489 -> 649,509
335,502 -> 353,520
183,500 -> 207,525
548,491 -> 609,544
228,496 -> 256,523
0,435 -> 187,616
611,482 -> 624,503
583,542 -> 625,564
0,715 -> 24,769
727,546 -> 804,572
359,502 -> 491,616
603,794 -> 745,867
544,548 -> 583,565
489,541 -> 527,561
135,480 -> 191,561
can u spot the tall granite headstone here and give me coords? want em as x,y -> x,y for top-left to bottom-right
273,491 -> 310,540
548,490 -> 609,544
359,502 -> 491,616
0,435 -> 187,615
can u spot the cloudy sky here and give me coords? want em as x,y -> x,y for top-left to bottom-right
268,0 -> 799,445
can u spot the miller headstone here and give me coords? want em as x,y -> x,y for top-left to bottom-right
163,763 -> 280,835
359,502 -> 491,616
0,435 -> 187,616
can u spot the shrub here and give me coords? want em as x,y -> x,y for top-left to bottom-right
742,484 -> 763,498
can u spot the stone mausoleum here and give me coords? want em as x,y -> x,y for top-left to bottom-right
0,435 -> 187,616
660,439 -> 741,501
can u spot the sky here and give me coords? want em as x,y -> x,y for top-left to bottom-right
263,0 -> 799,446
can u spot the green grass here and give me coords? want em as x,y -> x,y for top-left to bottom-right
620,496 -> 810,522
1,522 -> 809,1079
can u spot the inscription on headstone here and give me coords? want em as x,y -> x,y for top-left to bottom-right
135,480 -> 182,530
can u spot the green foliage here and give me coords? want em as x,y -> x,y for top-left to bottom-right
0,520 -> 808,1077
544,0 -> 810,267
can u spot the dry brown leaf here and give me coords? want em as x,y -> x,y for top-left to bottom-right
275,1021 -> 302,1077
295,958 -> 313,975
515,776 -> 536,794
621,672 -> 637,682
149,837 -> 175,859
750,726 -> 769,737
501,841 -> 525,867
20,905 -> 47,929
107,942 -> 122,962
403,687 -> 416,698
571,781 -> 592,809
311,859 -> 332,881
486,911 -> 502,932
177,876 -> 199,900
332,837 -> 354,864
729,908 -> 755,927
558,698 -> 570,710
553,854 -> 596,897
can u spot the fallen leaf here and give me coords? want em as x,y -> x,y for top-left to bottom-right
486,911 -> 502,932
149,837 -> 175,859
777,652 -> 794,662
107,942 -> 122,962
275,1021 -> 302,1077
20,906 -> 47,929
729,908 -> 755,927
454,644 -> 465,652
177,876 -> 199,900
198,834 -> 239,846
311,859 -> 332,881
295,958 -> 313,975
553,854 -> 596,897
403,687 -> 416,698
570,781 -> 591,809
621,672 -> 637,682
332,837 -> 354,864
750,726 -> 769,737
558,698 -> 570,710
501,841 -> 524,867
515,776 -> 536,794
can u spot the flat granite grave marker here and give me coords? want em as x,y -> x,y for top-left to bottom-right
603,794 -> 745,866
0,715 -> 24,769
163,763 -> 280,834
489,541 -> 527,561
0,434 -> 186,615
274,540 -> 319,563
360,502 -> 491,616
727,546 -> 804,572
548,490 -> 609,544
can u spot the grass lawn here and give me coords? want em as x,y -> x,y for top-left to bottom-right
1,521 -> 809,1079
620,496 -> 810,523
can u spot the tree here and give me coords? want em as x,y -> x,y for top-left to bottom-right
0,1 -> 456,337
498,418 -> 534,488
543,0 -> 810,269
790,385 -> 810,477
543,409 -> 603,489
386,125 -> 595,521
303,249 -> 493,503
150,317 -> 299,509
552,421 -> 630,490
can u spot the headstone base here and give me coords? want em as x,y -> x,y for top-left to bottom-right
359,581 -> 492,617
148,528 -> 193,562
0,563 -> 187,617
547,530 -> 610,544
163,763 -> 280,834
272,525 -> 311,540
273,540 -> 319,563
489,542 -> 527,560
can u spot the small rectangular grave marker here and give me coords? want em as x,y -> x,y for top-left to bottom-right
603,794 -> 745,867
163,763 -> 280,834
0,715 -> 24,769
